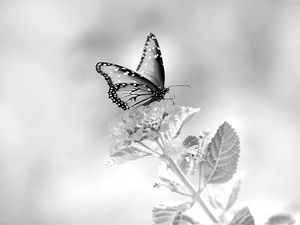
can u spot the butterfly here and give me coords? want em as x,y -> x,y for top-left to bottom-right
96,33 -> 170,110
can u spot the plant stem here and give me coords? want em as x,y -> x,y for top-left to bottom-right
155,139 -> 165,154
164,155 -> 219,224
172,189 -> 193,197
197,161 -> 202,192
158,132 -> 167,146
137,142 -> 162,157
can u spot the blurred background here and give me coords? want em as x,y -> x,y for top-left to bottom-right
0,0 -> 300,224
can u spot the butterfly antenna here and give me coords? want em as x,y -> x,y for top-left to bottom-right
168,84 -> 191,88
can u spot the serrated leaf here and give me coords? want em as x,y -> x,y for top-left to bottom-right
181,214 -> 202,225
183,136 -> 200,148
229,207 -> 255,225
203,122 -> 240,183
265,214 -> 295,225
172,212 -> 183,225
166,107 -> 200,140
153,202 -> 193,225
172,213 -> 201,225
225,177 -> 242,211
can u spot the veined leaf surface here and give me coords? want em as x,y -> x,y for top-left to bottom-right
152,202 -> 193,225
229,207 -> 255,225
265,214 -> 295,225
203,122 -> 240,184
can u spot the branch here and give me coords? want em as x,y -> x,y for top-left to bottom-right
163,155 -> 219,223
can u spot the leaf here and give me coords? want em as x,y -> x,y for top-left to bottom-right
203,122 -> 240,183
172,212 -> 183,225
225,177 -> 242,211
183,136 -> 200,148
181,214 -> 202,225
153,202 -> 193,225
229,207 -> 255,225
265,214 -> 295,225
172,213 -> 202,225
105,146 -> 152,167
166,107 -> 200,140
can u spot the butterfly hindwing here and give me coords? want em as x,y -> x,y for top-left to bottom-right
136,33 -> 165,88
96,62 -> 158,110
115,83 -> 156,109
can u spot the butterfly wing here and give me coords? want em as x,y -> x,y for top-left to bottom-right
96,62 -> 158,110
136,33 -> 165,88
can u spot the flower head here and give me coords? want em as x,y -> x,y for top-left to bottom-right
106,100 -> 200,166
109,101 -> 178,144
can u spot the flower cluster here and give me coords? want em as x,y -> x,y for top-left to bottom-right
109,101 -> 179,143
106,100 -> 200,166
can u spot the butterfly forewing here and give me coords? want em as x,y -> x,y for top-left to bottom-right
136,33 -> 165,88
97,62 -> 157,90
96,62 -> 157,110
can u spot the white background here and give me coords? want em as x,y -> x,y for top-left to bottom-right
0,0 -> 299,224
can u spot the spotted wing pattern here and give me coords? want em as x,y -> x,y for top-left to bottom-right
136,33 -> 165,88
96,62 -> 159,110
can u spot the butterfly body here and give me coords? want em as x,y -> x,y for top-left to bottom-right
151,87 -> 170,102
96,33 -> 169,110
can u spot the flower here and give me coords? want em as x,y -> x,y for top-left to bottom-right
106,100 -> 200,166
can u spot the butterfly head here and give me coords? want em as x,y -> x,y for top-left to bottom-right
152,87 -> 169,102
162,87 -> 170,96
